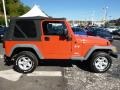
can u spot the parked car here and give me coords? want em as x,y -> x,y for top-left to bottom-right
106,26 -> 118,33
72,27 -> 86,35
87,28 -> 113,42
112,29 -> 120,36
4,16 -> 117,73
0,25 -> 7,41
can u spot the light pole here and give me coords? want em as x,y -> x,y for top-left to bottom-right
103,6 -> 108,23
91,10 -> 95,25
2,0 -> 8,27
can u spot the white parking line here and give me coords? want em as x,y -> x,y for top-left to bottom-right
0,69 -> 22,81
27,71 -> 62,77
0,69 -> 62,81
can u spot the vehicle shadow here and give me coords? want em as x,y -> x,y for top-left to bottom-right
39,60 -> 91,72
38,60 -> 72,67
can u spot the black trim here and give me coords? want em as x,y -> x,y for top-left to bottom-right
110,52 -> 118,58
35,20 -> 41,41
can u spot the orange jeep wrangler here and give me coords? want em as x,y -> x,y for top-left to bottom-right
3,17 -> 117,73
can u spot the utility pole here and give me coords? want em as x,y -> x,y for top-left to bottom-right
103,6 -> 108,23
91,11 -> 95,25
2,0 -> 8,27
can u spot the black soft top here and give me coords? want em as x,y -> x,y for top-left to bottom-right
10,16 -> 66,21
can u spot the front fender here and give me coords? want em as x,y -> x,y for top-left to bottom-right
84,45 -> 117,60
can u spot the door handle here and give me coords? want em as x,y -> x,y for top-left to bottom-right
44,37 -> 50,41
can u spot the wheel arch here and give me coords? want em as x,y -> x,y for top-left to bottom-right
10,44 -> 44,60
84,46 -> 113,60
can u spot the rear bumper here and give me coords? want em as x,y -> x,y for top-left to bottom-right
4,55 -> 13,65
4,55 -> 9,62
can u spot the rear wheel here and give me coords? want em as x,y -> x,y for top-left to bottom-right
90,52 -> 112,73
14,51 -> 38,73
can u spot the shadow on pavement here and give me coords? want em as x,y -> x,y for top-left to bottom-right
39,60 -> 91,72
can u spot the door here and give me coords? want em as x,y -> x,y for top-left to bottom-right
41,21 -> 72,59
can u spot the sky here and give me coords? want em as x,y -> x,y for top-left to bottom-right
21,0 -> 120,21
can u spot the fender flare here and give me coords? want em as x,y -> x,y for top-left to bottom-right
84,46 -> 114,60
9,44 -> 44,59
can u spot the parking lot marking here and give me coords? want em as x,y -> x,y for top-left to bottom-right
0,69 -> 22,81
27,71 -> 62,77
0,55 -> 4,58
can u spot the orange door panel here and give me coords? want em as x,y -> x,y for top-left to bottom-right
41,35 -> 72,59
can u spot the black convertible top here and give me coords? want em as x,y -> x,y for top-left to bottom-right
10,16 -> 66,20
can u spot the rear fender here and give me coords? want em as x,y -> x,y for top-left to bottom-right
8,44 -> 44,59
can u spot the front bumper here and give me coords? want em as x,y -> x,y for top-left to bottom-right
110,52 -> 118,58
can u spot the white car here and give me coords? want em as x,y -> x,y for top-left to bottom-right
106,26 -> 118,33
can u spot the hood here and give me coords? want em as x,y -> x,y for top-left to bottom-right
75,35 -> 110,46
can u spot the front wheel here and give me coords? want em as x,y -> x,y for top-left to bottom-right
90,52 -> 112,73
14,51 -> 38,74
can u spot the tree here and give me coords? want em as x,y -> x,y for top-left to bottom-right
17,4 -> 30,15
0,0 -> 30,25
5,0 -> 30,16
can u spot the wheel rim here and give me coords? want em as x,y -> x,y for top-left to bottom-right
17,56 -> 33,71
94,56 -> 109,71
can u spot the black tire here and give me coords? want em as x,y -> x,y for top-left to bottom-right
90,52 -> 112,73
14,51 -> 38,74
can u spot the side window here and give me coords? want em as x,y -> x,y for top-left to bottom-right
42,21 -> 66,35
14,20 -> 37,38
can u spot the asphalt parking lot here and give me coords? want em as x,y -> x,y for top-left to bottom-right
0,39 -> 120,90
